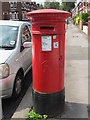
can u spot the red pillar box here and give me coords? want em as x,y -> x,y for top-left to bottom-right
27,9 -> 70,116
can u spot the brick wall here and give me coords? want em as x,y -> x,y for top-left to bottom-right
2,2 -> 10,20
0,2 -> 2,20
17,2 -> 22,21
88,3 -> 90,16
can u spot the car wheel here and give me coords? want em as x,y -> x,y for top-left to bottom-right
12,72 -> 23,99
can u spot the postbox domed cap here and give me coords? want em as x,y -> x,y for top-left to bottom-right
27,9 -> 70,19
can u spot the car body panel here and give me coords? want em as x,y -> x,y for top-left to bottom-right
0,49 -> 14,64
0,20 -> 32,98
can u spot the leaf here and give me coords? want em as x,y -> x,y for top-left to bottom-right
25,108 -> 48,120
43,115 -> 48,119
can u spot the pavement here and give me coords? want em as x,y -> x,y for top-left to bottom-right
12,23 -> 88,119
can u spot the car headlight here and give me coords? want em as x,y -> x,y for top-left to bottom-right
0,64 -> 9,79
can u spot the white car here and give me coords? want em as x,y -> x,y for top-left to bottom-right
0,20 -> 32,99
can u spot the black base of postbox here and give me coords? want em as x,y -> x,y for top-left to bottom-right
32,89 -> 65,117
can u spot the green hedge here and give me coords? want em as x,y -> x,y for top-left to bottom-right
82,13 -> 89,23
79,13 -> 89,23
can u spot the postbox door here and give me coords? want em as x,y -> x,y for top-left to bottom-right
39,35 -> 64,93
52,35 -> 64,92
32,34 -> 64,93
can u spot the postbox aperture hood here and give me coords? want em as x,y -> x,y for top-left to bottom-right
26,9 -> 70,21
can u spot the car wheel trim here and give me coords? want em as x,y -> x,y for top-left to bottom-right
15,76 -> 22,95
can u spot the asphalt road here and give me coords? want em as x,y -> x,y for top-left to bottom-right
2,68 -> 32,119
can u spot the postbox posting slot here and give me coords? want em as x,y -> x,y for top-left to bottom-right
40,26 -> 54,30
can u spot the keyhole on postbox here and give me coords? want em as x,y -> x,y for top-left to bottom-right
59,56 -> 63,63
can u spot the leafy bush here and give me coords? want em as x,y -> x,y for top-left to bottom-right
26,108 -> 48,120
82,13 -> 89,23
79,13 -> 82,20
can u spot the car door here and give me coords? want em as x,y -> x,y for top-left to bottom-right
21,24 -> 32,72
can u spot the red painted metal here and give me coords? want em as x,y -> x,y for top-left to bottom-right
27,9 -> 70,93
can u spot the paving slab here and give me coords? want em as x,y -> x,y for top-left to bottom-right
12,85 -> 33,119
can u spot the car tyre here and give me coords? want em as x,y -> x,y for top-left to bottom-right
12,72 -> 23,100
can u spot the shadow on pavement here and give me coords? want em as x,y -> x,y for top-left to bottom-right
48,102 -> 88,119
55,102 -> 88,119
2,68 -> 32,119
